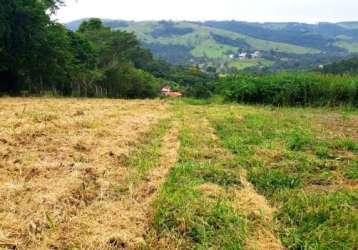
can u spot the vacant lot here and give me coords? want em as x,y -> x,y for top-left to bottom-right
0,98 -> 357,249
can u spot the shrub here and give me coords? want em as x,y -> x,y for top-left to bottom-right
217,72 -> 358,106
286,131 -> 313,151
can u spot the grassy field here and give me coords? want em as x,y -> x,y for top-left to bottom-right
335,40 -> 358,53
228,59 -> 274,70
0,98 -> 357,249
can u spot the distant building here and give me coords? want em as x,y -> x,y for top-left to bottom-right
251,51 -> 261,58
167,92 -> 183,97
239,52 -> 247,60
161,86 -> 172,94
161,86 -> 182,97
229,54 -> 235,59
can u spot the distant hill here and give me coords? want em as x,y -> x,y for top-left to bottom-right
65,19 -> 358,71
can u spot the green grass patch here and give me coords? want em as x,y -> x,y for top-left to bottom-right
276,190 -> 358,250
286,131 -> 313,151
150,110 -> 246,249
119,119 -> 170,178
194,165 -> 242,188
228,59 -> 273,70
248,167 -> 301,197
153,161 -> 246,249
345,161 -> 358,180
210,106 -> 358,249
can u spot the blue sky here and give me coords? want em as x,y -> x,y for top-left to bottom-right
56,0 -> 358,23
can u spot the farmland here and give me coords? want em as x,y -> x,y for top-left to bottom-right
0,98 -> 357,249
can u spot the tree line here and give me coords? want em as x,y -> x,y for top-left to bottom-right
0,0 -> 216,98
321,56 -> 358,75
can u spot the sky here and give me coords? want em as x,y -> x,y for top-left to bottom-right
55,0 -> 358,24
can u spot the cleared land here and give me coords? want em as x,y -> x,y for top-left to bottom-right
0,98 -> 357,249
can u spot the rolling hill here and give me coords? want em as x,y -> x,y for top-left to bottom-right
66,19 -> 358,71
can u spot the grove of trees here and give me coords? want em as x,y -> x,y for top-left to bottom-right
0,0 -> 217,98
0,0 -> 162,97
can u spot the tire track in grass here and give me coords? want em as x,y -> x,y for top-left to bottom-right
148,108 -> 248,249
233,173 -> 285,250
206,107 -> 285,250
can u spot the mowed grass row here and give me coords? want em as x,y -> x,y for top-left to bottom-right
209,106 -> 358,249
38,118 -> 173,249
148,107 -> 247,249
0,98 -> 171,249
116,118 -> 171,189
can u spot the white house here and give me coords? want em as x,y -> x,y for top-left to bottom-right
161,86 -> 172,94
239,53 -> 247,60
251,51 -> 261,58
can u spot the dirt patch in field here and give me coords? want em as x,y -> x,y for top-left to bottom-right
305,181 -> 358,192
311,113 -> 358,140
198,183 -> 225,198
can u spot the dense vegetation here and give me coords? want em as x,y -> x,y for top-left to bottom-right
217,72 -> 358,106
0,1 -> 215,98
322,56 -> 358,74
1,3 -> 358,106
0,1 -> 154,97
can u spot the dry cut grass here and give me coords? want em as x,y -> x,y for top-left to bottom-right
0,98 -> 170,249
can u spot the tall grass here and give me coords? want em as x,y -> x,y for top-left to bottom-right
217,72 -> 358,106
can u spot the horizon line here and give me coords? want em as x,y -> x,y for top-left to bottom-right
59,17 -> 358,25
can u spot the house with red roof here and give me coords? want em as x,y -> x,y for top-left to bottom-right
161,86 -> 182,97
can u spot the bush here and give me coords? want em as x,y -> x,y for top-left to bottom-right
217,72 -> 358,106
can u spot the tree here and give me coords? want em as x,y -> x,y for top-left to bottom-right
0,0 -> 64,94
76,18 -> 161,98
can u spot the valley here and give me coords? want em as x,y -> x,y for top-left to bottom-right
66,20 -> 358,72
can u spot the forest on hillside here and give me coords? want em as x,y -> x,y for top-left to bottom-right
66,19 -> 358,72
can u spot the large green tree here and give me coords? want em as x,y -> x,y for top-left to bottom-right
77,19 -> 160,97
0,0 -> 64,94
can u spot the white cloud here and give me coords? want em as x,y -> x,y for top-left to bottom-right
55,0 -> 358,23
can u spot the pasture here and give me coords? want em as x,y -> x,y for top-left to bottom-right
0,98 -> 356,249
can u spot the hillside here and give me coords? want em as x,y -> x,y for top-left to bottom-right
66,19 -> 358,71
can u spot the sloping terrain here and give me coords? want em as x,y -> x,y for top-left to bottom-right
0,98 -> 357,249
66,20 -> 358,70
